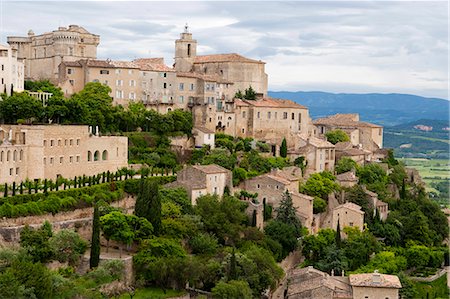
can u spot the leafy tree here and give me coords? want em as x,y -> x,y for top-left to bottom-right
315,243 -> 348,275
300,171 -> 340,199
189,233 -> 219,255
264,220 -> 298,258
355,251 -> 407,274
49,229 -> 88,265
19,221 -> 53,263
356,163 -> 388,185
212,280 -> 253,299
335,157 -> 358,174
313,197 -> 327,214
0,92 -> 44,123
100,211 -> 134,255
325,129 -> 350,144
342,227 -> 380,270
302,229 -> 336,262
234,90 -> 244,99
90,204 -> 101,268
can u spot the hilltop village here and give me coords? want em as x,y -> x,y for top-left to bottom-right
0,25 -> 447,299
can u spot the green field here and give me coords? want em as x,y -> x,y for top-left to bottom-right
400,158 -> 450,193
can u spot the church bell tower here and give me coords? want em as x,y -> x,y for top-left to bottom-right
174,24 -> 197,72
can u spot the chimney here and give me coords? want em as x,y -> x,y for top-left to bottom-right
331,269 -> 334,276
372,270 -> 381,284
95,126 -> 99,136
255,93 -> 264,101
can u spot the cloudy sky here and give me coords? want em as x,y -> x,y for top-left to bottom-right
1,1 -> 448,99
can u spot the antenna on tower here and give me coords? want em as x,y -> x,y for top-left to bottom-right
184,23 -> 189,33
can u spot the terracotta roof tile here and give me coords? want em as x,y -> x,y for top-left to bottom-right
243,97 -> 307,109
133,58 -> 175,72
62,61 -> 82,67
335,202 -> 364,214
349,272 -> 402,289
314,113 -> 382,128
193,164 -> 229,174
193,53 -> 265,64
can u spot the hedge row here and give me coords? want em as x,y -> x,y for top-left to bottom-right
0,176 -> 176,218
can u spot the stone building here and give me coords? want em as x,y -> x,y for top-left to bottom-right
166,164 -> 232,205
336,171 -> 359,188
349,271 -> 402,299
363,187 -> 389,221
0,125 -> 128,184
8,25 -> 99,81
326,202 -> 365,233
0,44 -> 24,95
286,266 -> 353,299
313,114 -> 383,153
174,25 -> 268,97
241,167 -> 314,229
335,141 -> 373,165
192,127 -> 215,149
289,136 -> 335,175
286,267 -> 402,299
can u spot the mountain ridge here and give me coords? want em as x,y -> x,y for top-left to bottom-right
268,91 -> 449,126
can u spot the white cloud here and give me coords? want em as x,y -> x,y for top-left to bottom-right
1,0 -> 448,98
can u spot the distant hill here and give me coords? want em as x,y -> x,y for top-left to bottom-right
268,91 -> 449,126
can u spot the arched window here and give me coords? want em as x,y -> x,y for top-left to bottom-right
7,150 -> 10,162
13,150 -> 17,161
102,150 -> 108,161
167,108 -> 172,112
19,150 -> 23,161
87,151 -> 92,162
0,151 -> 3,162
94,150 -> 100,161
187,44 -> 191,57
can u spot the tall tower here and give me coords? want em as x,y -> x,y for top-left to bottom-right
174,24 -> 197,72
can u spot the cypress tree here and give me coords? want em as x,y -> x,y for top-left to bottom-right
400,178 -> 406,200
251,210 -> 257,227
280,137 -> 287,158
12,182 -> 16,196
90,204 -> 101,268
34,181 -> 38,193
4,183 -> 7,197
336,218 -> 342,248
135,179 -> 161,234
43,179 -> 48,194
19,182 -> 23,194
27,182 -> 32,194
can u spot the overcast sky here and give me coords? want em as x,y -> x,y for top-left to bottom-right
1,1 -> 448,99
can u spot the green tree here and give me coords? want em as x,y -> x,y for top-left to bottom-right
90,204 -> 101,268
189,233 -> 219,255
0,92 -> 44,123
135,179 -> 162,234
264,220 -> 298,258
212,280 -> 253,299
100,211 -> 134,256
49,229 -> 88,265
325,129 -> 350,144
275,190 -> 302,235
280,137 -> 287,158
243,86 -> 256,101
19,221 -> 53,263
335,157 -> 358,174
300,171 -> 340,199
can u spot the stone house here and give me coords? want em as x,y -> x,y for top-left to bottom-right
166,164 -> 232,205
192,127 -> 215,149
313,114 -> 383,153
0,44 -> 24,95
335,141 -> 372,165
286,267 -> 401,299
325,202 -> 365,233
336,171 -> 359,188
349,271 -> 402,299
289,136 -> 335,175
286,266 -> 353,299
8,25 -> 99,81
363,187 -> 389,221
0,125 -> 128,184
241,168 -> 313,230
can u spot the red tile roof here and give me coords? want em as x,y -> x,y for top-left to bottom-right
243,97 -> 307,109
133,58 -> 175,72
193,53 -> 265,64
349,272 -> 402,288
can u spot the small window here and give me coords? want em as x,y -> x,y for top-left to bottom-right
9,168 -> 13,175
69,156 -> 73,163
50,157 -> 54,164
67,68 -> 73,75
70,139 -> 73,146
69,79 -> 74,85
64,139 -> 68,146
283,112 -> 288,119
50,140 -> 54,146
100,70 -> 109,75
58,140 -> 61,146
76,139 -> 80,146
190,83 -> 194,91
257,112 -> 260,118
268,112 -> 271,119
163,83 -> 167,89
59,157 -> 63,164
44,140 -> 47,146
76,155 -> 80,162
292,113 -> 295,120
349,222 -> 354,227
179,83 -> 184,90
242,111 -> 246,118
